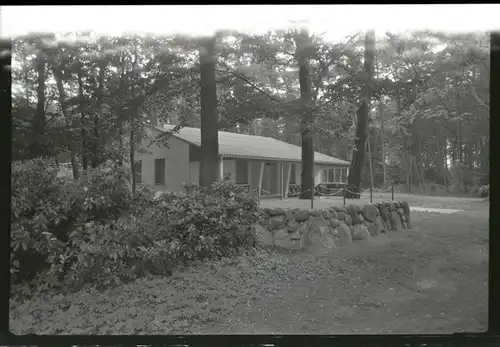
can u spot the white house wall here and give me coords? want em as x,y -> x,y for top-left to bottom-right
314,165 -> 322,185
222,159 -> 236,181
189,161 -> 200,185
295,163 -> 302,185
291,163 -> 335,186
135,128 -> 190,193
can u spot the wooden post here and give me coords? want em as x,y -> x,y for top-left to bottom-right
219,156 -> 224,181
247,160 -> 252,187
280,163 -> 284,200
258,161 -> 265,196
367,130 -> 375,191
285,163 -> 292,198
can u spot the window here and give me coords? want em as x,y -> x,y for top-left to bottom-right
154,158 -> 165,185
134,160 -> 142,183
235,160 -> 248,184
321,167 -> 347,183
289,164 -> 296,184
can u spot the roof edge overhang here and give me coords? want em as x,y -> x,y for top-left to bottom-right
146,124 -> 350,166
221,153 -> 350,166
146,124 -> 201,148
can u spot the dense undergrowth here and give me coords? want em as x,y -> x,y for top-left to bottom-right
11,159 -> 262,298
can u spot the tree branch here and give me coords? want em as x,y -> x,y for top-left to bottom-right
215,66 -> 282,103
469,81 -> 489,111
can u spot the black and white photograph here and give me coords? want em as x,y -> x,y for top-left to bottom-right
6,4 -> 492,335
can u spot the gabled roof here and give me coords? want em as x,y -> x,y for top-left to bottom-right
151,124 -> 350,166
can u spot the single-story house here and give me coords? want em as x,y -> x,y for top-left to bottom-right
134,124 -> 350,198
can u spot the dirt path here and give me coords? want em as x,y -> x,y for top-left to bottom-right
192,210 -> 489,334
260,193 -> 488,212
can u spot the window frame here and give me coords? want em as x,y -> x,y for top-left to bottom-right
134,160 -> 142,184
321,167 -> 347,184
289,163 -> 296,184
154,158 -> 166,185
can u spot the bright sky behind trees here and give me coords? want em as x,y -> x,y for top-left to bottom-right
2,5 -> 499,42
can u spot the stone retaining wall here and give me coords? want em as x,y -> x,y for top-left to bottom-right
255,201 -> 411,251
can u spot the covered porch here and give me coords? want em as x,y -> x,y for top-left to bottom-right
189,156 -> 349,199
189,157 -> 296,198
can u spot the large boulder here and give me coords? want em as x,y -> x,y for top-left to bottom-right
388,211 -> 402,232
332,206 -> 343,212
322,210 -> 332,219
337,212 -> 346,221
254,224 -> 274,247
274,228 -> 294,249
295,210 -> 310,222
400,200 -> 411,228
331,227 -> 339,237
285,210 -> 295,222
337,223 -> 352,247
308,218 -> 329,234
379,205 -> 391,222
269,208 -> 286,216
309,209 -> 323,218
382,219 -> 391,233
363,204 -> 379,222
297,221 -> 309,235
328,209 -> 338,219
344,214 -> 353,226
365,221 -> 379,237
352,225 -> 371,241
374,217 -> 386,234
289,238 -> 303,250
347,205 -> 358,221
356,213 -> 365,225
329,218 -> 340,228
267,215 -> 286,231
262,208 -> 272,215
287,219 -> 300,232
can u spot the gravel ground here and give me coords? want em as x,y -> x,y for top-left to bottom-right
10,205 -> 488,334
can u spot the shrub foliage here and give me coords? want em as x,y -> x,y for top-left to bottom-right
11,159 -> 260,296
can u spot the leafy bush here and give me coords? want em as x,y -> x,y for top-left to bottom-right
11,159 -> 134,286
477,184 -> 489,198
152,181 -> 262,261
11,164 -> 261,295
469,185 -> 480,197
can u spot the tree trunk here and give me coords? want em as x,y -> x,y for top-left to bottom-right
199,36 -> 220,187
295,29 -> 315,200
367,128 -> 374,189
116,54 -> 126,167
54,65 -> 80,180
379,103 -> 387,188
442,136 -> 448,189
130,48 -> 138,194
411,118 -> 425,192
91,60 -> 106,169
76,66 -> 89,174
29,46 -> 46,159
347,30 -> 375,199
